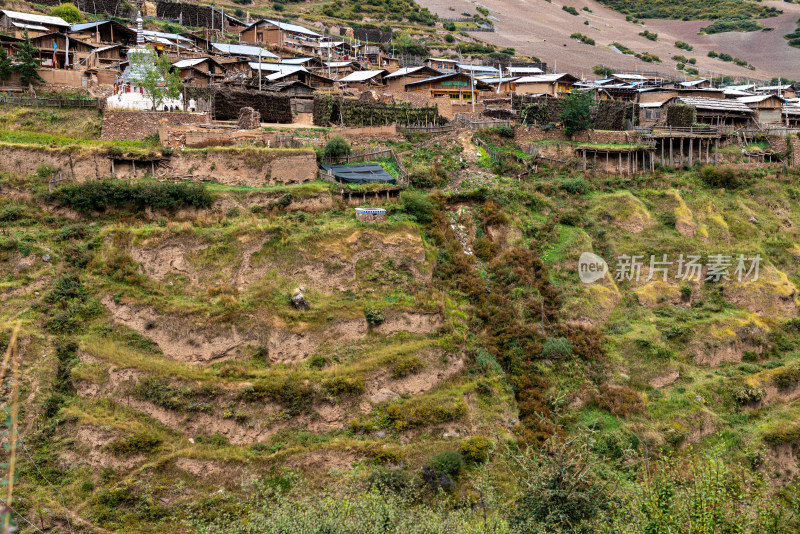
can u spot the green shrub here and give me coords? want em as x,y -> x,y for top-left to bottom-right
592,384 -> 645,417
570,33 -> 595,45
195,433 -> 230,447
732,385 -> 766,405
324,136 -> 351,159
444,33 -> 455,43
50,2 -> 84,23
639,29 -> 658,41
364,307 -> 385,327
366,468 -> 414,493
562,5 -> 579,15
700,165 -> 741,189
773,367 -> 800,391
542,337 -> 573,359
107,432 -> 162,455
701,18 -> 762,34
559,177 -> 588,195
459,436 -> 491,464
400,190 -> 435,223
49,180 -> 212,213
322,375 -> 365,396
428,451 -> 463,476
675,40 -> 693,51
392,355 -> 424,378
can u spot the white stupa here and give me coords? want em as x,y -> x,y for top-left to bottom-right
107,12 -> 183,111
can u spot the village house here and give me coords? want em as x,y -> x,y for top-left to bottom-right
737,94 -> 785,125
337,69 -> 388,88
511,73 -> 578,96
667,96 -> 755,129
755,85 -> 796,99
425,57 -> 458,73
212,42 -> 279,62
323,60 -> 362,78
404,72 -> 493,104
69,20 -> 136,46
384,66 -> 441,92
0,10 -> 69,38
674,79 -> 712,90
173,57 -> 226,86
30,32 -> 96,69
83,44 -> 125,71
505,66 -> 543,77
457,64 -> 500,79
239,19 -> 321,48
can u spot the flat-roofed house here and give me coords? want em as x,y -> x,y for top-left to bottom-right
0,10 -> 69,37
173,57 -> 226,85
511,73 -> 578,96
212,42 -> 279,61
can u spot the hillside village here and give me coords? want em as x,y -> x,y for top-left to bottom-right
6,0 -> 800,532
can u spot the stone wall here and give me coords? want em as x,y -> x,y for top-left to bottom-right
100,111 -> 210,141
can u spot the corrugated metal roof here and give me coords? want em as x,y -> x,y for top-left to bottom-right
678,79 -> 707,87
506,67 -> 543,75
281,57 -> 315,64
11,22 -> 48,31
737,94 -> 784,104
248,62 -> 306,73
385,66 -> 429,79
338,70 -> 386,82
325,61 -> 357,68
247,18 -> 321,37
458,64 -> 500,73
212,42 -> 278,58
173,57 -> 208,68
426,57 -> 457,63
514,73 -> 576,84
482,76 -> 519,83
1,9 -> 68,27
676,96 -> 753,113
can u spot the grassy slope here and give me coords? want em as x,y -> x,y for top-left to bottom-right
4,111 -> 800,530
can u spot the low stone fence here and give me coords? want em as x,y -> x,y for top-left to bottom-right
100,110 -> 210,141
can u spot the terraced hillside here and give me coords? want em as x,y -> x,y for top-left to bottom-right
4,109 -> 800,531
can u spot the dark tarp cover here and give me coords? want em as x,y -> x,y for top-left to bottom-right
320,163 -> 397,185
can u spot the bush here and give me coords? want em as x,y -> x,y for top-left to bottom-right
367,468 -> 414,493
699,165 -> 741,189
444,33 -> 455,43
459,436 -> 491,464
732,385 -> 766,405
773,367 -> 800,391
559,177 -> 588,195
560,90 -> 595,135
50,2 -> 84,23
562,5 -> 579,15
49,180 -> 212,213
542,337 -> 573,359
639,29 -> 658,41
570,33 -> 595,45
400,190 -> 435,223
364,307 -> 385,327
324,136 -> 351,159
392,355 -> 424,378
322,375 -> 365,396
428,451 -> 463,476
107,432 -> 162,455
675,40 -> 693,51
592,384 -> 645,417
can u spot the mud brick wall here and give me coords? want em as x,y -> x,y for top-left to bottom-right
515,127 -> 633,144
35,0 -> 135,17
157,1 -> 234,29
100,111 -> 210,141
213,89 -> 292,123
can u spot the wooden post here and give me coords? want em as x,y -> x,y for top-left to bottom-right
583,151 -> 587,171
688,138 -> 693,167
618,152 -> 622,175
606,152 -> 609,173
679,137 -> 684,167
715,138 -> 719,165
669,138 -> 673,167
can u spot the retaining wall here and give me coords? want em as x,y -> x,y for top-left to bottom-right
100,111 -> 210,141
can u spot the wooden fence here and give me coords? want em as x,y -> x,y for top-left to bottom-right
455,114 -> 513,131
0,95 -> 100,108
397,123 -> 455,134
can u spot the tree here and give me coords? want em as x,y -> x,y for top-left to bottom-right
12,31 -> 44,88
0,48 -> 11,83
560,90 -> 595,136
128,48 -> 184,110
49,3 -> 84,23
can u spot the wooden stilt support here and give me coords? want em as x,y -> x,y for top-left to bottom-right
669,138 -> 673,167
689,138 -> 693,167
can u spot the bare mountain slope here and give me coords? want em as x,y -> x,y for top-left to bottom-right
417,0 -> 800,79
